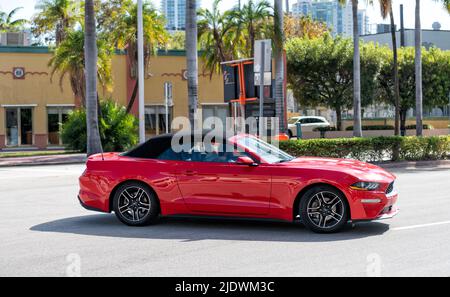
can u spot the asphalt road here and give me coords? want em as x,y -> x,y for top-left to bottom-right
0,164 -> 449,277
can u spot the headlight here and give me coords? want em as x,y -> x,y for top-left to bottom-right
351,182 -> 380,191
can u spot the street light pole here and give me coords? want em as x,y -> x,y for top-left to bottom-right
137,0 -> 146,143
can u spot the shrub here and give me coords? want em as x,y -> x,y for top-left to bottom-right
62,100 -> 138,153
280,136 -> 450,162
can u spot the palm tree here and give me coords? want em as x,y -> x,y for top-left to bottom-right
0,7 -> 27,32
84,0 -> 103,156
231,0 -> 272,57
375,0 -> 401,136
49,30 -> 113,106
339,0 -> 362,137
97,0 -> 168,113
32,0 -> 80,45
186,0 -> 199,127
274,0 -> 286,133
198,0 -> 236,77
286,0 -> 290,14
415,0 -> 423,136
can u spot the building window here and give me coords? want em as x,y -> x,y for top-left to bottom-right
202,104 -> 229,129
5,107 -> 33,146
47,106 -> 73,146
145,105 -> 173,136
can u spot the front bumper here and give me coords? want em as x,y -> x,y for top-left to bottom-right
350,189 -> 399,221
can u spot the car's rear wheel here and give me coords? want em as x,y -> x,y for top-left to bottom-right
113,182 -> 159,226
288,130 -> 293,139
299,186 -> 349,233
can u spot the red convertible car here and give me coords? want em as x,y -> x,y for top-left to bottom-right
78,133 -> 399,233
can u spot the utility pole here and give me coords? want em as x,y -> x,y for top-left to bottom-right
137,0 -> 146,143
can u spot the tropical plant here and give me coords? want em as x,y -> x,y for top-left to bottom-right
165,31 -> 185,50
48,29 -> 113,106
32,0 -> 81,45
97,0 -> 168,113
0,7 -> 27,32
186,0 -> 199,126
61,100 -> 138,153
274,0 -> 286,133
339,0 -> 362,137
284,15 -> 329,40
415,0 -> 423,136
229,0 -> 273,57
85,0 -> 103,156
370,0 -> 401,135
198,0 -> 236,77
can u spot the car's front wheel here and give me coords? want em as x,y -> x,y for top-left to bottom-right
113,182 -> 160,226
299,186 -> 349,233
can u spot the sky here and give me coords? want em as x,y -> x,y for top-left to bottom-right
1,0 -> 450,31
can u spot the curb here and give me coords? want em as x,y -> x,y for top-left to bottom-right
0,154 -> 86,168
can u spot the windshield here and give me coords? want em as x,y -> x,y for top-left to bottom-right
288,118 -> 299,124
236,136 -> 294,164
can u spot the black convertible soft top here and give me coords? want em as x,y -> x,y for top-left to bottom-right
123,131 -> 228,159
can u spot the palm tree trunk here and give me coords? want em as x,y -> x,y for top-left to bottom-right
415,0 -> 423,136
85,0 -> 103,156
352,0 -> 362,137
389,6 -> 401,136
286,0 -> 290,15
186,0 -> 199,128
274,0 -> 286,134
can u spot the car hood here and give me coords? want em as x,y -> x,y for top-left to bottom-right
283,157 -> 395,182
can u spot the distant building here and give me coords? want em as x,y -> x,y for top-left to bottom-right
291,0 -> 369,37
376,24 -> 395,34
160,0 -> 202,31
361,29 -> 450,51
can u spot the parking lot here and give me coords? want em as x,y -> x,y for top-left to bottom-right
0,164 -> 449,277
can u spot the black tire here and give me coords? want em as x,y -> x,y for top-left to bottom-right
113,181 -> 160,226
288,130 -> 293,139
299,185 -> 349,233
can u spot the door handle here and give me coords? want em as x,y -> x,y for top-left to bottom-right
185,170 -> 197,176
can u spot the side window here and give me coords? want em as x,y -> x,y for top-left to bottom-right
180,142 -> 252,164
158,148 -> 182,161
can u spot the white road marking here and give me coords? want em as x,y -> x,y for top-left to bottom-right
393,220 -> 450,231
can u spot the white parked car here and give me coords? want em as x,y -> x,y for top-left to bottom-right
287,116 -> 331,138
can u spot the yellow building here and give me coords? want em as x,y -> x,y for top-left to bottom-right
0,46 -> 227,150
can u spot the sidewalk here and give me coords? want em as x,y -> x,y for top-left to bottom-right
0,154 -> 86,167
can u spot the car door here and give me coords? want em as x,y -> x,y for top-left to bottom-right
176,145 -> 271,216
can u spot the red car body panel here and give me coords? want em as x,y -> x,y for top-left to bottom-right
79,136 -> 399,223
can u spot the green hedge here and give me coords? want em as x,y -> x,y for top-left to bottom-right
280,136 -> 450,162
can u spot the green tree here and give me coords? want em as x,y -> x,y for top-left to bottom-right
286,36 -> 382,131
48,29 -> 113,106
378,47 -> 450,131
284,15 -> 329,40
62,100 -> 138,153
0,7 -> 27,32
97,0 -> 168,113
230,0 -> 273,57
32,0 -> 81,45
165,31 -> 185,50
198,0 -> 236,77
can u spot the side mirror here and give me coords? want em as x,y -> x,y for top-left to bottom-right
236,156 -> 258,167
